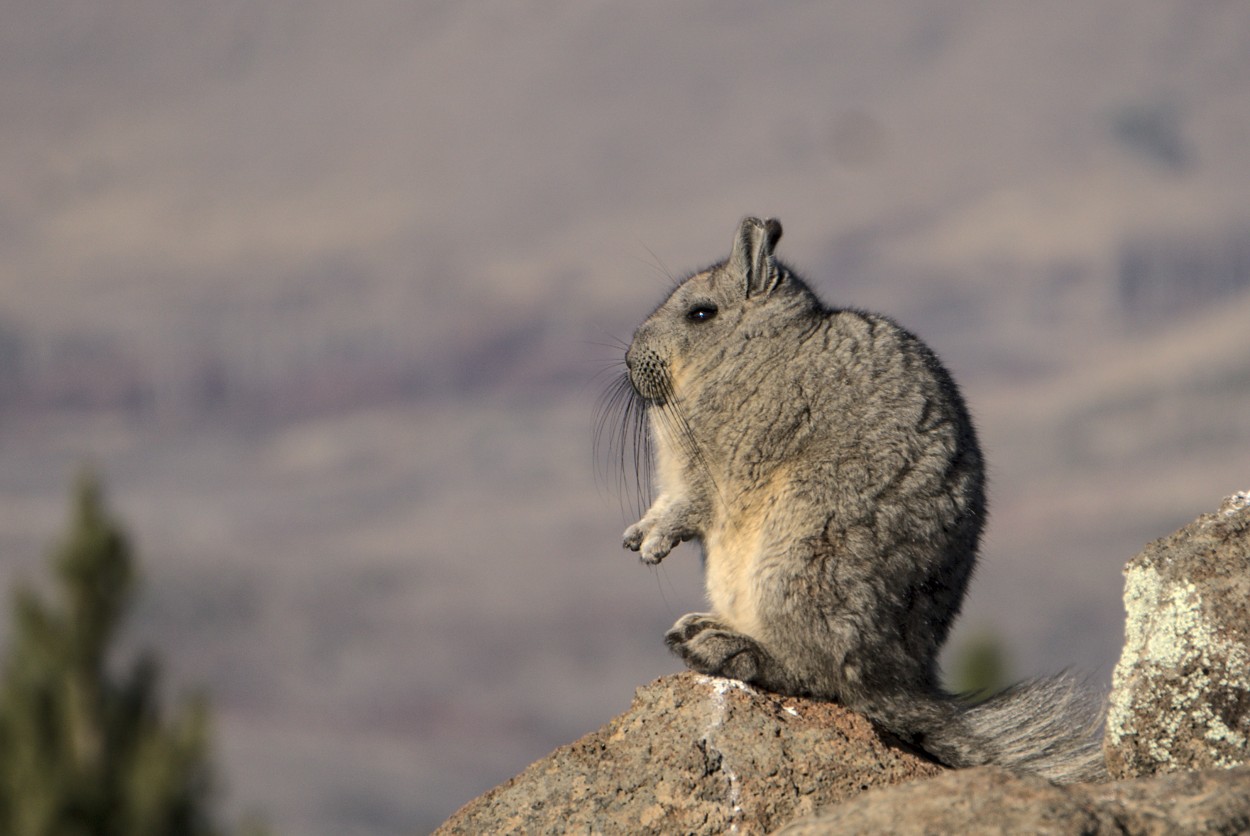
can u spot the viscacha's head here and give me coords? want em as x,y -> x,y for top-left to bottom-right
626,216 -> 819,404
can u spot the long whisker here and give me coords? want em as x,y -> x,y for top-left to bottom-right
594,372 -> 652,518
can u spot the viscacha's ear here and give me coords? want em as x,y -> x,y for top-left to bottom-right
728,217 -> 784,298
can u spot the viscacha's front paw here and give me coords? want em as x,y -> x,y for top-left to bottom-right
622,522 -> 647,552
622,521 -> 681,565
664,612 -> 726,648
665,613 -> 765,683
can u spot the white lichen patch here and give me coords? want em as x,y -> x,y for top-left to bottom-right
1206,715 -> 1248,752
1143,578 -> 1203,670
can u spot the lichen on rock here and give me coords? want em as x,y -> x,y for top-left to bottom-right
1105,489 -> 1250,779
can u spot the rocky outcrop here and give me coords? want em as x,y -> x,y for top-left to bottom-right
777,764 -> 1250,834
437,491 -> 1250,834
435,673 -> 942,835
1105,489 -> 1250,779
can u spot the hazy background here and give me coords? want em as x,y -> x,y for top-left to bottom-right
3,2 -> 1249,833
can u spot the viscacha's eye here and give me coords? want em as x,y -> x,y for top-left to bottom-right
686,304 -> 718,323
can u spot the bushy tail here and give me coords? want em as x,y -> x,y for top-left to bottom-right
957,675 -> 1107,782
866,675 -> 1107,783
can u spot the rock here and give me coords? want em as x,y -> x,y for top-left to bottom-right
1095,766 -> 1250,834
776,768 -> 1109,834
1105,489 -> 1250,779
776,765 -> 1250,835
435,672 -> 942,835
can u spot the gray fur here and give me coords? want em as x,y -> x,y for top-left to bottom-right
618,217 -> 1105,783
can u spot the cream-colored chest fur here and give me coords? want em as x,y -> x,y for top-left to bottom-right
704,511 -> 767,637
705,466 -> 796,637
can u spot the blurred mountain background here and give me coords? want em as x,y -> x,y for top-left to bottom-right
2,3 -> 1248,833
